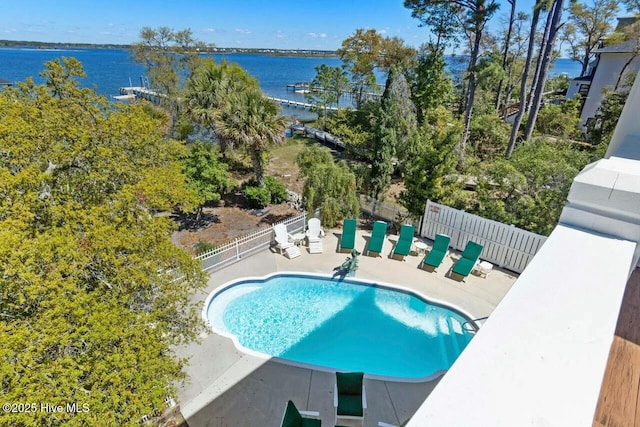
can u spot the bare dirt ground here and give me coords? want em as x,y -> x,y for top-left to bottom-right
171,136 -> 406,254
171,138 -> 307,254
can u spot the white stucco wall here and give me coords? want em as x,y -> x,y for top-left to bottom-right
566,79 -> 585,99
580,52 -> 640,125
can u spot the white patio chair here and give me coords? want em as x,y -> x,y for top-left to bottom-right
305,218 -> 325,243
273,223 -> 294,254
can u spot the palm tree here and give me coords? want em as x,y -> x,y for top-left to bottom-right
184,59 -> 259,156
214,89 -> 287,186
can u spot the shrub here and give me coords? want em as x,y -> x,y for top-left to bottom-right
194,239 -> 215,254
264,176 -> 288,204
242,185 -> 271,208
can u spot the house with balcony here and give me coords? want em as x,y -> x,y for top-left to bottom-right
567,16 -> 640,129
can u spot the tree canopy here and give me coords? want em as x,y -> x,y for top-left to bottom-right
0,60 -> 206,426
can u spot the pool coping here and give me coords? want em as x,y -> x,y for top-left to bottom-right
201,270 -> 480,384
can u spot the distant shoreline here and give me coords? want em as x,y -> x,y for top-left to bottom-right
0,39 -> 338,58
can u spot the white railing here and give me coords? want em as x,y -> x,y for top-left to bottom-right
195,211 -> 309,272
421,200 -> 547,273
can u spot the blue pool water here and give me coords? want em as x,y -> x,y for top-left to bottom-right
205,273 -> 475,380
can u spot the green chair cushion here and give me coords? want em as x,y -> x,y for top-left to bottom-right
452,257 -> 476,277
300,418 -> 321,427
393,238 -> 412,256
398,224 -> 414,243
393,224 -> 415,256
337,393 -> 364,417
336,372 -> 363,395
340,218 -> 357,250
432,234 -> 450,252
367,221 -> 387,253
461,241 -> 483,260
282,400 -> 302,427
423,249 -> 446,268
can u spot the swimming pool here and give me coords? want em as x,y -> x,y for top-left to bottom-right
203,272 -> 476,381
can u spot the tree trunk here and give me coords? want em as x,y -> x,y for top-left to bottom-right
495,0 -> 517,111
524,0 -> 564,142
505,4 -> 542,158
502,61 -> 516,119
458,27 -> 483,169
527,6 -> 553,114
581,47 -> 590,77
251,149 -> 265,186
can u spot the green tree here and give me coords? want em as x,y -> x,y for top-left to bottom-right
469,112 -> 512,159
406,0 -> 500,168
302,161 -> 360,227
506,0 -> 550,157
131,27 -> 209,136
185,59 -> 260,156
586,88 -> 629,158
370,66 -> 418,200
473,139 -> 589,234
0,60 -> 205,426
534,97 -> 582,138
337,28 -> 384,108
296,145 -> 335,177
563,0 -> 620,77
307,64 -> 351,129
378,36 -> 418,72
524,0 -> 566,142
214,89 -> 287,186
412,44 -> 454,120
400,107 -> 461,216
183,141 -> 233,224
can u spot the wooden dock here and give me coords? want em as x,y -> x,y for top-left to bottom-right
114,86 -> 165,103
289,124 -> 345,150
267,96 -> 338,111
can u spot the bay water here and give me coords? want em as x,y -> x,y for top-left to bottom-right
0,47 -> 581,118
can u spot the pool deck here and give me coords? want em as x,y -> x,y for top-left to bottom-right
175,228 -> 518,427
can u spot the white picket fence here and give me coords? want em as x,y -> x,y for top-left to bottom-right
195,211 -> 308,272
421,200 -> 547,273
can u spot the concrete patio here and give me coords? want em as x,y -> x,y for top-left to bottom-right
175,228 -> 518,427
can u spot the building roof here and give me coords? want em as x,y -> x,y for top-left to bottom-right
0,78 -> 12,86
595,40 -> 639,54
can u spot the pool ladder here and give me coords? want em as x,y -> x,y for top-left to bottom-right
462,316 -> 489,333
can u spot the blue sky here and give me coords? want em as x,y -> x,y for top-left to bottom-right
2,0 -> 539,50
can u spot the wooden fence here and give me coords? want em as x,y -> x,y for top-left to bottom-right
358,195 -> 422,230
421,200 -> 547,273
195,211 -> 309,272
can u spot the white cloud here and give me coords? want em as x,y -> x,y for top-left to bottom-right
235,28 -> 251,35
379,29 -> 387,34
307,32 -> 327,39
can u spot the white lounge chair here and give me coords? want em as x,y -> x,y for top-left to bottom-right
273,223 -> 301,259
306,218 -> 324,253
273,223 -> 294,253
306,218 -> 325,243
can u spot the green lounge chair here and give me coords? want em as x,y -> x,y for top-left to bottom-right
365,221 -> 387,257
421,234 -> 450,271
451,240 -> 484,281
281,400 -> 321,427
334,372 -> 366,426
340,218 -> 357,253
391,224 -> 415,260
